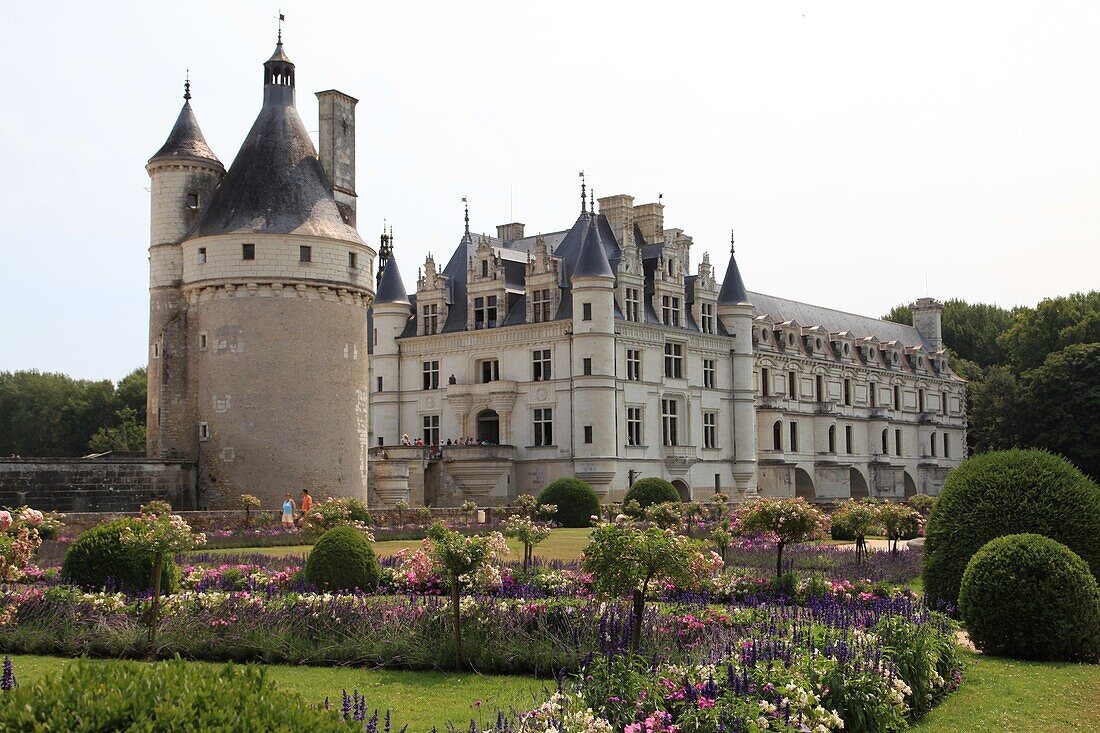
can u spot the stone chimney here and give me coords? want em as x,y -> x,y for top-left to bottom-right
911,297 -> 944,351
496,222 -> 525,241
597,194 -> 634,246
316,89 -> 358,226
633,202 -> 664,245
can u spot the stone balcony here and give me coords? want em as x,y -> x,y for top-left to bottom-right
662,445 -> 698,473
758,396 -> 785,411
813,401 -> 836,415
918,412 -> 938,424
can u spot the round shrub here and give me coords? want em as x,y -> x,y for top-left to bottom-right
959,534 -> 1100,662
622,477 -> 680,510
924,449 -> 1100,607
537,478 -> 600,528
61,519 -> 180,594
304,526 -> 380,592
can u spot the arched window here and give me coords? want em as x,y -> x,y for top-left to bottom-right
772,421 -> 782,450
930,432 -> 937,457
828,425 -> 836,454
881,428 -> 889,455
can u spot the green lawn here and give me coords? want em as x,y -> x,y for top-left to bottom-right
4,655 -> 548,731
914,649 -> 1100,731
198,527 -> 594,562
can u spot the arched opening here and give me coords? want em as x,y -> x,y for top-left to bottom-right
772,420 -> 782,450
903,471 -> 918,498
671,479 -> 691,502
475,409 -> 499,445
850,467 -> 869,498
828,425 -> 836,454
794,467 -> 815,500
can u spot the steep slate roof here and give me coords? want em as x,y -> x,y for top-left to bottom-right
186,43 -> 363,244
149,98 -> 221,166
747,292 -> 930,349
572,215 -> 615,278
717,251 -> 751,306
375,255 -> 411,305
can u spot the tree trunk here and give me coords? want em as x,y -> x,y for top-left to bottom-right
451,577 -> 462,672
523,543 -> 531,574
631,587 -> 645,653
150,551 -> 163,650
776,541 -> 785,578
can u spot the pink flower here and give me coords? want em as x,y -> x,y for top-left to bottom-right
0,511 -> 11,531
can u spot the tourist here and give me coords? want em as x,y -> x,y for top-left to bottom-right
281,493 -> 296,525
296,488 -> 313,525
400,434 -> 411,446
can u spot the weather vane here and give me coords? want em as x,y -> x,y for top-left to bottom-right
276,10 -> 285,43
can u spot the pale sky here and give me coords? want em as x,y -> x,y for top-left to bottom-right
2,1 -> 1098,382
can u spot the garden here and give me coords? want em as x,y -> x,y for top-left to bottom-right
0,451 -> 1098,731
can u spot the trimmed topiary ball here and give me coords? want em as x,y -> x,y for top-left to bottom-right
61,518 -> 180,594
622,477 -> 680,510
924,449 -> 1100,608
959,534 -> 1100,662
537,478 -> 600,528
304,526 -> 380,592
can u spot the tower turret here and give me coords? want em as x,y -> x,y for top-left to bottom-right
716,233 -> 758,496
371,245 -> 413,447
146,77 -> 224,459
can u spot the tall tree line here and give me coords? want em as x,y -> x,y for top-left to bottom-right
0,368 -> 147,457
884,292 -> 1100,480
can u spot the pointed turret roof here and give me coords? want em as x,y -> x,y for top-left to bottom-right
717,233 -> 751,306
186,41 -> 363,244
572,214 -> 614,279
375,253 -> 411,306
148,79 -> 221,166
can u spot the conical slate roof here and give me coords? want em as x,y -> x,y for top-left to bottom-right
375,255 -> 411,306
149,99 -> 221,166
187,43 -> 363,244
717,250 -> 751,306
572,215 -> 614,279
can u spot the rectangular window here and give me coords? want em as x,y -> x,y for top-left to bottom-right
532,289 -> 552,323
703,412 -> 717,449
625,288 -> 640,322
481,260 -> 489,278
663,342 -> 683,379
422,304 -> 439,335
931,432 -> 937,457
197,247 -> 207,264
422,360 -> 439,390
242,243 -> 255,260
661,398 -> 679,446
844,379 -> 852,406
582,357 -> 592,375
845,425 -> 853,454
583,425 -> 593,444
627,349 -> 641,381
474,295 -> 498,329
943,433 -> 950,458
186,192 -> 199,209
894,385 -> 902,410
533,408 -> 553,446
480,359 -> 499,383
422,414 -> 440,446
701,302 -> 715,334
627,407 -> 643,446
828,425 -> 836,453
870,382 -> 877,407
348,251 -> 358,269
761,367 -> 770,396
790,421 -> 799,452
919,389 -> 926,413
788,371 -> 797,400
582,302 -> 592,321
152,342 -> 159,359
703,358 -> 716,389
532,349 -> 551,381
661,295 -> 681,326
376,376 -> 383,392
199,332 -> 208,351
816,375 -> 825,401
299,245 -> 312,263
895,428 -> 903,456
941,392 -> 948,415
199,422 -> 209,441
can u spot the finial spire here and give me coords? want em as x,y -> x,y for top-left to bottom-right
276,11 -> 285,44
730,229 -> 736,254
590,189 -> 595,218
579,171 -> 586,214
462,197 -> 470,236
184,70 -> 191,101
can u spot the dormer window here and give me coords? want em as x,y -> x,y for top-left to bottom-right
532,289 -> 552,323
625,287 -> 640,322
661,296 -> 681,326
700,303 -> 715,334
481,260 -> 489,278
666,258 -> 675,277
759,329 -> 769,343
474,296 -> 497,329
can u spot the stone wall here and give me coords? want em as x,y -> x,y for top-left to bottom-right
0,458 -> 197,513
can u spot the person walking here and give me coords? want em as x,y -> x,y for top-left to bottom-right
281,494 -> 296,526
296,488 -> 313,526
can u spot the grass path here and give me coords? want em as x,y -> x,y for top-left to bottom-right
4,654 -> 547,731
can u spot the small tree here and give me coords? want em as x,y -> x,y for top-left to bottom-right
738,497 -> 829,577
502,515 -> 551,573
425,522 -> 508,671
240,494 -> 261,526
119,512 -> 205,646
831,500 -> 882,564
514,494 -> 537,517
582,524 -> 702,652
879,502 -> 923,555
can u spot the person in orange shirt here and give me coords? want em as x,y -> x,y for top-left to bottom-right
296,488 -> 313,525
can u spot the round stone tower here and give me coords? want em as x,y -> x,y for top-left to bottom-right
716,234 -> 758,496
149,39 -> 375,508
146,77 -> 225,460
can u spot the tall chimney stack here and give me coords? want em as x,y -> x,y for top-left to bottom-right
316,89 -> 358,226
